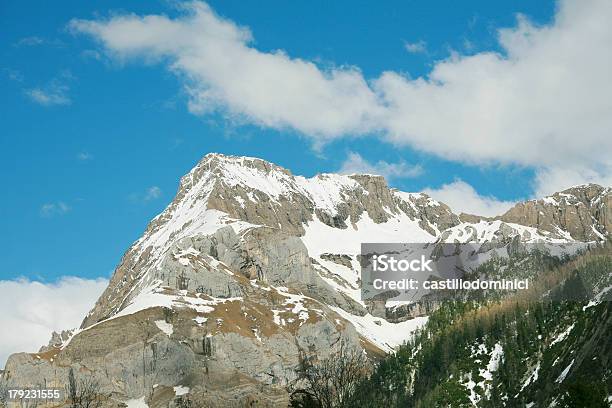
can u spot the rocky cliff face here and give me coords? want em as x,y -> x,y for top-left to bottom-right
2,154 -> 610,407
499,184 -> 611,241
80,154 -> 459,330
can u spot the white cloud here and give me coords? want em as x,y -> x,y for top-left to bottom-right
533,166 -> 612,197
26,87 -> 71,106
129,186 -> 162,203
373,2 -> 612,178
40,201 -> 71,217
81,49 -> 103,61
70,0 -> 612,190
0,277 -> 107,368
14,36 -> 45,47
339,152 -> 422,180
424,180 -> 517,217
14,36 -> 63,47
25,71 -> 74,106
69,2 -> 382,141
77,151 -> 93,161
462,38 -> 475,51
404,40 -> 427,54
144,186 -> 162,201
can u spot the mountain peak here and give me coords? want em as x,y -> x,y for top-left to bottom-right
499,182 -> 610,241
199,152 -> 293,176
556,183 -> 609,201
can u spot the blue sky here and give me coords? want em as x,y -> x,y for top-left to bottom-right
2,0 -> 612,366
2,0 -> 610,284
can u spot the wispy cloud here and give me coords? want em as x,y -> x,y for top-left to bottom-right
462,38 -> 475,51
77,152 -> 93,161
14,36 -> 45,47
4,68 -> 24,82
144,186 -> 162,201
81,49 -> 103,61
130,186 -> 163,203
25,71 -> 74,107
170,137 -> 184,150
339,152 -> 423,180
404,40 -> 427,54
0,276 -> 107,368
25,85 -> 71,106
13,36 -> 63,48
40,202 -> 71,217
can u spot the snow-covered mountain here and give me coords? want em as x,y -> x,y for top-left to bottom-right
499,183 -> 611,241
81,154 -> 459,329
3,153 -> 610,407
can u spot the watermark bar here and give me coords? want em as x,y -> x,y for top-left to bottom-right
6,388 -> 64,401
360,242 -> 594,302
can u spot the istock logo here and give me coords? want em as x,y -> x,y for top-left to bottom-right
372,254 -> 433,272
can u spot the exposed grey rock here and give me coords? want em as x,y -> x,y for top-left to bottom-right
320,253 -> 353,269
39,330 -> 75,353
500,184 -> 611,241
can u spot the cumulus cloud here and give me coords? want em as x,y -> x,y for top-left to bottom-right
339,152 -> 423,180
404,40 -> 427,54
0,277 -> 107,368
70,0 -> 612,190
424,180 -> 517,217
69,3 -> 381,141
533,166 -> 612,197
40,201 -> 71,217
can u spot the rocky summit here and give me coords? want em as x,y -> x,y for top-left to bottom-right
2,153 -> 610,407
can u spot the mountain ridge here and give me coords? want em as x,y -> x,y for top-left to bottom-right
81,153 -> 610,331
3,152 -> 610,407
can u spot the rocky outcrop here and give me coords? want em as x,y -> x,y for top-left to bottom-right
393,191 -> 460,235
320,254 -> 353,269
499,184 -> 611,241
459,213 -> 492,223
39,330 -> 75,353
203,156 -> 459,236
4,277 -> 361,407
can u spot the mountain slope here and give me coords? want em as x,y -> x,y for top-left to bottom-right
2,153 -> 610,407
81,154 -> 459,332
499,184 -> 611,241
347,246 -> 612,407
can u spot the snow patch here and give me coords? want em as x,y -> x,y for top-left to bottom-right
330,306 -> 428,352
154,320 -> 173,336
273,287 -> 310,324
583,285 -> 612,310
301,213 -> 436,258
173,385 -> 189,396
520,362 -> 540,391
556,360 -> 574,383
550,323 -> 575,346
193,316 -> 208,325
125,397 -> 148,408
